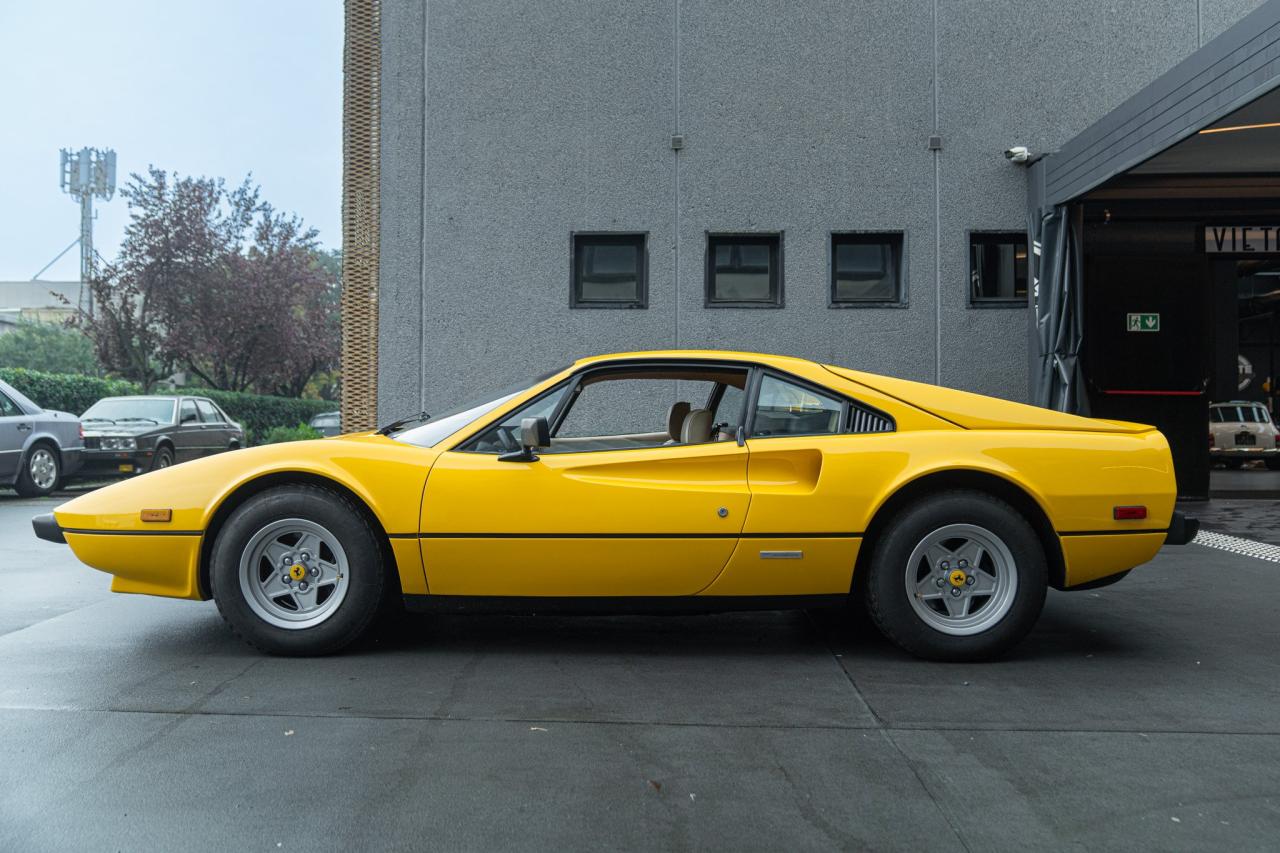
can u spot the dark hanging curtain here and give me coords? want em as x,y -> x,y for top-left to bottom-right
1029,200 -> 1087,414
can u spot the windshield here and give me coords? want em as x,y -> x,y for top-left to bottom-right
82,398 -> 176,425
390,367 -> 567,448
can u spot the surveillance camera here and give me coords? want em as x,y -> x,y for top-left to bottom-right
1004,146 -> 1031,163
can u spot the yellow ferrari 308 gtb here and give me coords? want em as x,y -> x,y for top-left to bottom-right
32,351 -> 1197,660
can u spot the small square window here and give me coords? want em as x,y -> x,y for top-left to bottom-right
706,234 -> 782,307
572,234 -> 647,308
831,233 -> 903,305
969,232 -> 1028,306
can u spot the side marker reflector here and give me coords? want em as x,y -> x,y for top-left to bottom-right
1113,506 -> 1147,521
140,509 -> 173,523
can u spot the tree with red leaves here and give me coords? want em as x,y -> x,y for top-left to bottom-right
78,168 -> 338,396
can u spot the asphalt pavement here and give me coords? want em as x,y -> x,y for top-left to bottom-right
1,491 -> 1278,851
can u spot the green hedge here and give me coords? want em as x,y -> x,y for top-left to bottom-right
0,368 -> 336,445
0,368 -> 140,416
261,423 -> 324,444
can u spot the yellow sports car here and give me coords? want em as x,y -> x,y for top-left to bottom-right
32,351 -> 1197,660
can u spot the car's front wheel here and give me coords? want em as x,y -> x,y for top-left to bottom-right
865,490 -> 1047,661
210,484 -> 387,655
15,443 -> 60,498
150,445 -> 174,471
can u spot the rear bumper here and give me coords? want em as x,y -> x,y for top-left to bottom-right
1211,447 -> 1279,460
60,447 -> 83,477
32,513 -> 65,544
1165,510 -> 1199,546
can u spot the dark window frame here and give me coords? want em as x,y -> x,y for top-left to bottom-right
570,232 -> 649,309
829,231 -> 907,308
967,230 -> 1030,308
704,232 -> 784,308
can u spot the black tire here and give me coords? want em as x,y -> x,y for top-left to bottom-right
14,442 -> 60,498
150,445 -> 174,472
1266,458 -> 1280,471
210,484 -> 387,656
1225,458 -> 1245,470
864,490 -> 1047,662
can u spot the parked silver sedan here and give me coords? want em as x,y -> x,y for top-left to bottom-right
0,379 -> 83,497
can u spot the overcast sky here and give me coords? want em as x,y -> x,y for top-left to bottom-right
0,0 -> 341,281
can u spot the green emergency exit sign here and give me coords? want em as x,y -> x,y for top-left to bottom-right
1127,313 -> 1160,332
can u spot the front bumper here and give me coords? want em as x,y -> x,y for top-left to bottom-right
74,448 -> 154,478
32,513 -> 65,544
1165,510 -> 1200,546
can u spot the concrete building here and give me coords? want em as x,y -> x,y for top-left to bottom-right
0,281 -> 79,333
353,0 -> 1280,495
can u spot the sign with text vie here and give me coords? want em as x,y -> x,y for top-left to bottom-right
1127,313 -> 1160,333
1205,226 -> 1280,254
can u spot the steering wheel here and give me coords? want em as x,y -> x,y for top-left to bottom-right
495,426 -> 520,452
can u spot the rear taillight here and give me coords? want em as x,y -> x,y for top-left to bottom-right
78,424 -> 84,440
1208,433 -> 1215,447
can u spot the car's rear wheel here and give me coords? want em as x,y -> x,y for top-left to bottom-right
864,490 -> 1047,661
1266,457 -> 1280,471
210,484 -> 387,655
1225,458 -> 1245,470
15,443 -> 59,498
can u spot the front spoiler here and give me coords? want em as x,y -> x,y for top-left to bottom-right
32,513 -> 65,544
1165,510 -> 1199,546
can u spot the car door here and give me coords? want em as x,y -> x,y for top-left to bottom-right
0,388 -> 29,482
195,399 -> 229,453
720,371 -> 892,597
419,364 -> 752,597
173,398 -> 206,462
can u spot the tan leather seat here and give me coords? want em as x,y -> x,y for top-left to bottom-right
666,401 -> 691,442
680,408 -> 714,445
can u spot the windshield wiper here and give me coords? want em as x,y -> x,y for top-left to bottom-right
377,411 -> 430,435
116,417 -> 159,424
82,417 -> 116,424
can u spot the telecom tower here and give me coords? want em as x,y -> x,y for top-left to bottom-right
59,148 -> 117,318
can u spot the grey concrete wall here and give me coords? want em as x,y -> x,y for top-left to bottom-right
379,0 -> 1265,418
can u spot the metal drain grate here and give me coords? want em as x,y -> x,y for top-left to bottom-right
1192,529 -> 1280,563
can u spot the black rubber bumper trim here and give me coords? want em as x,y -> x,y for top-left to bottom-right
31,513 -> 66,545
1164,510 -> 1200,546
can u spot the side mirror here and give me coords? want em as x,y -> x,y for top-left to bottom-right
499,416 -> 550,463
520,417 -> 550,450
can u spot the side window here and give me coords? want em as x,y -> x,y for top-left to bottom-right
556,377 -> 716,447
464,382 -> 573,454
179,399 -> 199,424
751,375 -> 842,438
464,368 -> 751,454
0,391 -> 21,418
195,400 -> 222,423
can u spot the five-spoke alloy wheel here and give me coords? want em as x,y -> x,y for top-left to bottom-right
211,484 -> 389,656
866,490 -> 1047,661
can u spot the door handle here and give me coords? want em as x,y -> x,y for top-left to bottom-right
16,423 -> 31,432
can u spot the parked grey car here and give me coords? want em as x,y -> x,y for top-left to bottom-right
308,410 -> 341,437
0,378 -> 83,497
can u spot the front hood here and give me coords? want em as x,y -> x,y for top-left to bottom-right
825,366 -> 1153,434
53,433 -> 437,535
